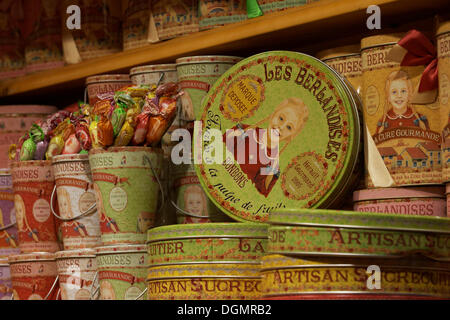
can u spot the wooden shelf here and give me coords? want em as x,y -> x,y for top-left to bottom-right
0,0 -> 448,106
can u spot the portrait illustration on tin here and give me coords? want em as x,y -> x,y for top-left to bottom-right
14,194 -> 39,242
57,187 -> 87,238
0,207 -> 17,248
376,70 -> 429,134
224,97 -> 309,197
180,185 -> 209,224
93,183 -> 118,234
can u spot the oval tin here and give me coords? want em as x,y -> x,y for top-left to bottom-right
267,208 -> 450,261
0,169 -> 19,257
353,186 -> 446,217
146,223 -> 267,265
146,263 -> 261,300
260,254 -> 450,299
193,51 -> 361,223
8,252 -> 59,300
0,257 -> 12,300
55,248 -> 98,300
96,244 -> 147,300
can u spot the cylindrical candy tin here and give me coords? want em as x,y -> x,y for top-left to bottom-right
193,51 -> 361,223
89,147 -> 163,245
122,0 -> 151,50
55,249 -> 98,300
96,244 -> 147,300
10,160 -> 61,253
147,263 -> 261,300
361,34 -> 441,187
170,162 -> 232,224
353,186 -> 446,217
8,252 -> 59,300
176,55 -> 242,121
130,64 -> 178,86
438,20 -> 450,182
147,223 -> 267,266
198,0 -> 247,31
0,169 -> 19,257
23,0 -> 64,74
267,208 -> 450,261
62,0 -> 122,62
0,258 -> 13,300
51,154 -> 101,250
0,105 -> 58,168
261,254 -> 450,299
151,0 -> 199,41
85,74 -> 132,106
316,44 -> 362,96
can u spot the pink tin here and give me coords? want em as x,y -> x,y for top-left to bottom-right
0,105 -> 58,168
85,74 -> 132,106
0,169 -> 19,257
353,186 -> 446,217
0,257 -> 13,300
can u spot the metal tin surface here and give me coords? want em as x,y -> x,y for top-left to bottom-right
55,248 -> 97,300
0,257 -> 12,300
147,263 -> 261,300
89,147 -> 163,245
147,223 -> 267,265
438,20 -> 450,182
176,55 -> 242,121
0,169 -> 19,257
86,74 -> 132,106
353,186 -> 446,217
95,244 -> 147,300
361,34 -> 441,187
261,254 -> 450,298
193,51 -> 361,223
52,154 -> 101,250
198,0 -> 247,31
122,0 -> 151,50
8,252 -> 59,300
130,64 -> 178,86
10,160 -> 61,253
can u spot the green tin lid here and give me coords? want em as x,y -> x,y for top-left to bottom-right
268,208 -> 450,233
193,51 -> 361,223
147,222 -> 268,242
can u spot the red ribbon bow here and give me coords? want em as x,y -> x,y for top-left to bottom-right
396,29 -> 438,94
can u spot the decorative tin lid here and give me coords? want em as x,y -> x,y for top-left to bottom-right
0,258 -> 8,265
175,55 -> 243,65
10,159 -> 52,168
193,51 -> 361,223
316,44 -> 361,61
130,64 -> 177,76
7,252 -> 56,263
51,153 -> 89,164
95,244 -> 147,255
147,222 -> 268,242
0,105 -> 58,114
360,34 -> 402,50
55,248 -> 96,259
85,74 -> 131,85
268,208 -> 450,233
0,168 -> 10,175
436,19 -> 450,36
147,262 -> 261,280
353,186 -> 446,201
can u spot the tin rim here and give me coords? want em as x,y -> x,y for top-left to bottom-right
267,208 -> 450,233
193,51 -> 361,223
7,252 -> 56,263
146,275 -> 261,282
147,222 -> 268,242
130,64 -> 177,76
0,168 -> 11,175
353,186 -> 445,201
147,261 -> 262,267
89,146 -> 163,156
10,159 -> 52,168
55,248 -> 96,259
0,257 -> 9,265
95,244 -> 147,255
262,291 -> 445,298
175,55 -> 243,66
85,74 -> 131,85
51,153 -> 89,164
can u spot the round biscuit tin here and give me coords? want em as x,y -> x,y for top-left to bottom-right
147,263 -> 261,300
0,169 -> 19,257
267,208 -> 450,261
353,186 -> 446,217
193,51 -> 361,223
261,254 -> 450,299
130,64 -> 178,86
8,252 -> 59,300
55,248 -> 98,300
96,244 -> 147,300
147,223 -> 267,266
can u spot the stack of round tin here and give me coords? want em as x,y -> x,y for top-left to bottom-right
146,223 -> 268,300
262,208 -> 450,299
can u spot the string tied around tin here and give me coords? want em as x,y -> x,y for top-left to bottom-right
50,185 -> 97,222
387,29 -> 438,104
